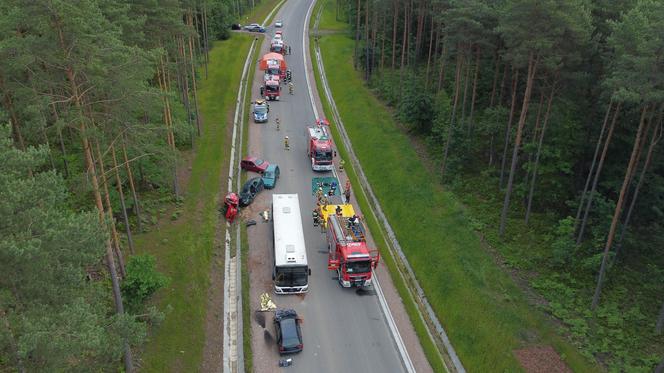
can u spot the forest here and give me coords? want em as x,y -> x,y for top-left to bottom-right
335,0 -> 664,370
0,0 -> 262,370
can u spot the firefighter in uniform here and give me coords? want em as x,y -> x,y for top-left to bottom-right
315,187 -> 324,203
339,159 -> 345,171
288,82 -> 294,95
312,208 -> 320,227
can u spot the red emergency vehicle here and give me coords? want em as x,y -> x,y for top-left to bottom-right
326,214 -> 379,288
270,39 -> 286,55
306,125 -> 334,171
262,78 -> 281,100
260,53 -> 287,80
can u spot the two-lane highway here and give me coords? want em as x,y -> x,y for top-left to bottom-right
246,1 -> 414,371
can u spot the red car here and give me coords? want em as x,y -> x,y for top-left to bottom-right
241,156 -> 270,174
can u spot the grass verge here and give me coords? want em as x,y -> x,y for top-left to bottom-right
313,3 -> 599,372
134,33 -> 253,372
243,0 -> 282,25
317,0 -> 348,32
240,226 -> 252,372
240,35 -> 262,373
309,2 -> 447,372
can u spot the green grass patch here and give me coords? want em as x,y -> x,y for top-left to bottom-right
242,0 -> 282,25
239,36 -> 262,372
134,33 -> 254,372
240,225 -> 252,373
313,8 -> 599,373
317,0 -> 348,32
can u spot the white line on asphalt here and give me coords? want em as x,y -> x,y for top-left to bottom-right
303,2 -> 415,372
303,0 -> 319,120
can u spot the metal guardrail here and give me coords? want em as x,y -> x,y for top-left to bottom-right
310,2 -> 465,372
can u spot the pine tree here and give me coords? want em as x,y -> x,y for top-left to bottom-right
0,126 -> 147,371
497,0 -> 591,236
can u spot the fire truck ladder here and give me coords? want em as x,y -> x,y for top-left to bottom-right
341,216 -> 365,242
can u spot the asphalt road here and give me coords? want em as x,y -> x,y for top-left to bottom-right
245,0 -> 408,372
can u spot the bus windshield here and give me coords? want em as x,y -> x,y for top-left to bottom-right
275,266 -> 308,287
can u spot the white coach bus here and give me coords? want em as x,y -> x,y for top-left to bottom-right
272,194 -> 310,294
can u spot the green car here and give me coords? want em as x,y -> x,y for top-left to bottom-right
262,164 -> 280,189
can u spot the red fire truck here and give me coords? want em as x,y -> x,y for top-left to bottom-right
261,78 -> 281,100
270,39 -> 286,55
326,214 -> 380,288
306,125 -> 334,171
260,53 -> 287,80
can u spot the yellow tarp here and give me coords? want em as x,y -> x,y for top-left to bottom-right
320,203 -> 355,228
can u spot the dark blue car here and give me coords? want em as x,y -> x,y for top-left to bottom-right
274,309 -> 303,354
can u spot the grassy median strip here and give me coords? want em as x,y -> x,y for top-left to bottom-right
313,6 -> 597,373
134,33 -> 253,372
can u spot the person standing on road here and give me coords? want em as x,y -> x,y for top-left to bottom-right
344,187 -> 351,203
284,136 -> 289,150
276,116 -> 280,131
339,159 -> 345,172
315,187 -> 324,203
288,82 -> 294,95
312,208 -> 320,227
288,46 -> 292,55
